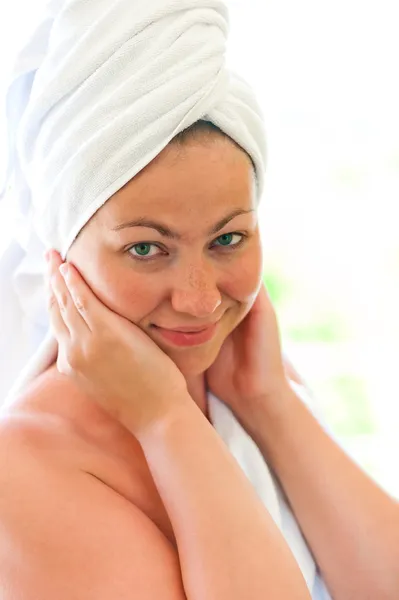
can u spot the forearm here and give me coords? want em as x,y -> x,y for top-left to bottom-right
246,385 -> 399,600
136,397 -> 311,600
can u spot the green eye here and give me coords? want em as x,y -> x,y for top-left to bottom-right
127,232 -> 246,262
213,232 -> 244,248
133,243 -> 152,256
127,242 -> 166,260
217,233 -> 234,246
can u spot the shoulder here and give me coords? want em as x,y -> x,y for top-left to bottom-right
0,409 -> 184,600
0,369 -> 128,492
4,363 -> 98,426
1,363 -> 129,451
0,373 -> 184,599
0,366 -> 166,531
0,379 -> 89,501
0,368 -> 85,467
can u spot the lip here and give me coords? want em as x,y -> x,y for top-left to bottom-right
157,323 -> 217,333
152,322 -> 219,347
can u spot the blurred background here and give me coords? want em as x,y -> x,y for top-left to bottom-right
1,0 -> 398,497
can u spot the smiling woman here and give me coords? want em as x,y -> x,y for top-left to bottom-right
1,1 -> 398,600
0,115 -> 315,599
0,1 -> 316,598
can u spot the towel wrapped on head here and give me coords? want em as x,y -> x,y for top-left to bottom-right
2,0 -> 266,259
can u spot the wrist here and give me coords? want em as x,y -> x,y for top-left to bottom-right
243,383 -> 299,446
134,392 -> 202,446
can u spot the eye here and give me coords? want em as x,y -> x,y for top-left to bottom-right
128,242 -> 163,260
126,232 -> 247,262
211,232 -> 246,249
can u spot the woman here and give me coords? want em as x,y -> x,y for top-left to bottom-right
0,1 -> 398,599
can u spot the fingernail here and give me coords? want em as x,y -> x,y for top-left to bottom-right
59,264 -> 69,279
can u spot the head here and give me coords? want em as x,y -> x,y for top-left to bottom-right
66,121 -> 264,378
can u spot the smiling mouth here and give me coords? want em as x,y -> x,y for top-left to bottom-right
153,325 -> 214,333
151,321 -> 219,347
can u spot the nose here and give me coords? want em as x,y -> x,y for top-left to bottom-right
170,263 -> 222,318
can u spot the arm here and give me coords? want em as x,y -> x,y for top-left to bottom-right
245,384 -> 399,600
135,398 -> 311,600
0,417 -> 187,600
0,404 -> 311,600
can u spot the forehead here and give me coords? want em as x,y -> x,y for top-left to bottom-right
97,139 -> 256,228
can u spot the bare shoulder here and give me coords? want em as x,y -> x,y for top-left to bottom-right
2,364 -> 119,439
0,367 -> 175,539
1,364 -> 141,465
0,379 -> 185,600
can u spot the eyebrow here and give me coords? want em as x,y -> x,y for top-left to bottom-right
112,209 -> 255,239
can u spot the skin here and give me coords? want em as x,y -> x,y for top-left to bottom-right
66,135 -> 264,415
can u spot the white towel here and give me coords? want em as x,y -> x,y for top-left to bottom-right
0,1 -> 331,596
1,0 -> 266,258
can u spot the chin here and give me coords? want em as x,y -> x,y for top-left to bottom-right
146,309 -> 240,377
164,342 -> 223,378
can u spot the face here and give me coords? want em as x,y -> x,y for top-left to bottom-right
67,136 -> 264,377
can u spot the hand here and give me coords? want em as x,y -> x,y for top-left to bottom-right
46,250 -> 190,438
205,282 -> 292,432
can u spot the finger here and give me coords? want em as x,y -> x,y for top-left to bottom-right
45,249 -> 66,303
44,249 -> 61,296
52,264 -> 90,337
47,250 -> 89,337
48,287 -> 70,341
46,250 -> 70,339
59,262 -> 105,332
